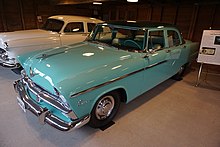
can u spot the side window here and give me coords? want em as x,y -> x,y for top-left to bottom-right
167,30 -> 180,47
148,30 -> 164,50
87,23 -> 96,32
64,22 -> 84,33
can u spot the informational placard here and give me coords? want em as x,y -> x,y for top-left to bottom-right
197,30 -> 220,65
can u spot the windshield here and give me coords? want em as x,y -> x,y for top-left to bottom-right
42,19 -> 64,32
86,24 -> 146,52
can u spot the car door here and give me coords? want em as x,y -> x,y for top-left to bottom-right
165,29 -> 187,76
60,22 -> 88,46
141,30 -> 171,93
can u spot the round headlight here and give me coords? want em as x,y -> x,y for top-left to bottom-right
1,51 -> 8,61
0,48 -> 6,54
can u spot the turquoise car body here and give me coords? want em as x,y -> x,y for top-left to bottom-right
14,21 -> 199,131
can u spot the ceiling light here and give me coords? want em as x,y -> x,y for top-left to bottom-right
127,20 -> 136,23
127,0 -> 138,2
93,2 -> 102,5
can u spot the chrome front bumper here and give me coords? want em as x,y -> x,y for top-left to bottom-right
0,57 -> 20,68
13,79 -> 90,131
0,49 -> 20,68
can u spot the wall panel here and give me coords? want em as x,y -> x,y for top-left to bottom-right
137,5 -> 151,21
175,5 -> 194,39
212,5 -> 220,29
151,6 -> 162,22
3,0 -> 23,31
161,5 -> 177,24
22,0 -> 37,30
192,5 -> 216,41
0,1 -> 5,32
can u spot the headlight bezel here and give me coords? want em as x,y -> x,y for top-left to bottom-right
53,87 -> 71,111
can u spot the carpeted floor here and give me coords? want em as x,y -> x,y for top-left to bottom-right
0,64 -> 219,147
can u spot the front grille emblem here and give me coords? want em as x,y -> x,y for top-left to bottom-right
36,95 -> 41,103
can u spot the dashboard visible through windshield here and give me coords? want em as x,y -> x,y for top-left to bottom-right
87,24 -> 146,52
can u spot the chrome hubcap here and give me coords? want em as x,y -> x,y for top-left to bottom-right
95,95 -> 115,120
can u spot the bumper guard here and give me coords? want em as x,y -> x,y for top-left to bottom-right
13,79 -> 90,131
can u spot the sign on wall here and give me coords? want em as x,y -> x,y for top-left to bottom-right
197,30 -> 220,65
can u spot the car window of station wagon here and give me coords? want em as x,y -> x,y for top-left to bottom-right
64,22 -> 84,33
42,19 -> 64,32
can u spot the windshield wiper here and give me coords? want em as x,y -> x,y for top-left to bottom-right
86,40 -> 122,50
87,40 -> 111,47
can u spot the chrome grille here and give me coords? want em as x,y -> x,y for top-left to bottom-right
0,48 -> 6,54
22,75 -> 71,113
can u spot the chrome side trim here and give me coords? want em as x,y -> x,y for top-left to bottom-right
70,60 -> 167,98
13,79 -> 90,131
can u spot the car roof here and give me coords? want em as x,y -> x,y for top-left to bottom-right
49,15 -> 103,23
103,20 -> 177,29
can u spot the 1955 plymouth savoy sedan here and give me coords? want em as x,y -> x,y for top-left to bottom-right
0,15 -> 102,72
13,21 -> 199,131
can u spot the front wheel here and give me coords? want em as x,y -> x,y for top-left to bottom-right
89,91 -> 120,128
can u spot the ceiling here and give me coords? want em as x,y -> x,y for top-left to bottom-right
52,0 -> 220,5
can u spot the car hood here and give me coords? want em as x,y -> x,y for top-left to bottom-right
0,29 -> 59,48
18,42 -> 143,97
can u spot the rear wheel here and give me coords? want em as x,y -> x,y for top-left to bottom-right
89,91 -> 120,128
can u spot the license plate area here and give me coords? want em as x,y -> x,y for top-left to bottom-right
17,96 -> 26,113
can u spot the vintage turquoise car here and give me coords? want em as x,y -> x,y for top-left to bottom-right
14,21 -> 199,131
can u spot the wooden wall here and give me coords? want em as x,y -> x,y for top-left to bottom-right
104,3 -> 220,42
0,0 -> 95,32
0,0 -> 219,42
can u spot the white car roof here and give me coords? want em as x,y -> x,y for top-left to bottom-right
49,15 -> 103,23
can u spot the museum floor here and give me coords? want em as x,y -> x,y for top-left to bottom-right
0,64 -> 220,147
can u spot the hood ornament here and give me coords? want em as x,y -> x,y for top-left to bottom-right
30,67 -> 38,77
36,53 -> 48,59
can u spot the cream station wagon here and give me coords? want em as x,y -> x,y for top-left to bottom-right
0,15 -> 102,73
